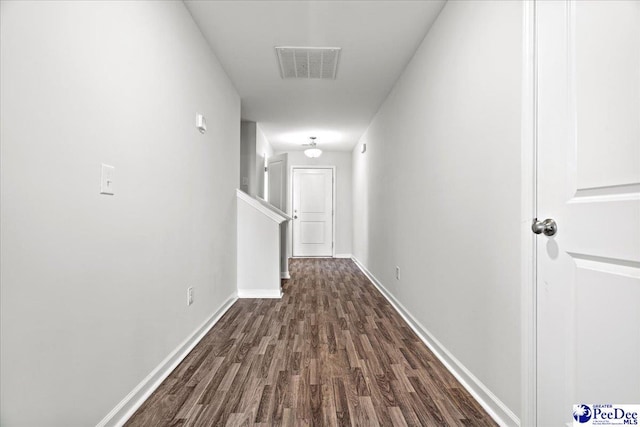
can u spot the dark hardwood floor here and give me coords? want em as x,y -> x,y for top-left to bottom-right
126,258 -> 497,426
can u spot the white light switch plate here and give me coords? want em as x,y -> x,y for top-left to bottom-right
196,113 -> 206,134
100,164 -> 115,195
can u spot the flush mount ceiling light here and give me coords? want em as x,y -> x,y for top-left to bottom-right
303,137 -> 322,158
275,47 -> 341,79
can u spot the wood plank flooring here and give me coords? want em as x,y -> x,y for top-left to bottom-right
125,258 -> 497,426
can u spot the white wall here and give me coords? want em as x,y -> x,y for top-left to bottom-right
240,122 -> 274,198
279,150 -> 353,256
0,2 -> 239,426
352,0 -> 522,421
240,121 -> 257,194
237,192 -> 285,298
255,124 -> 274,199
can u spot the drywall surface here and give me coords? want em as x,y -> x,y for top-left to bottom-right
352,0 -> 522,418
240,121 -> 257,195
279,150 -> 353,256
255,124 -> 274,199
0,1 -> 239,425
237,194 -> 282,298
240,121 -> 273,198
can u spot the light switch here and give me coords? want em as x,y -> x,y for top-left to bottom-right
196,113 -> 206,134
100,164 -> 115,195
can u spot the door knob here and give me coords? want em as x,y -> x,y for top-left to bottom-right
294,215 -> 298,219
531,218 -> 557,236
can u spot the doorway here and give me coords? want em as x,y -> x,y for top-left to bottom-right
292,167 -> 335,257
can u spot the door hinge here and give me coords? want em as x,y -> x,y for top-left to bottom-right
265,167 -> 268,172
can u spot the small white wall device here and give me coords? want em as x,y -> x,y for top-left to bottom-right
100,164 -> 115,195
196,113 -> 206,134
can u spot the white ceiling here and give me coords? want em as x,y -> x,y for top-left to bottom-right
184,1 -> 446,151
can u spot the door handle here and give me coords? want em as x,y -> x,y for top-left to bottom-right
294,215 -> 298,219
531,218 -> 557,236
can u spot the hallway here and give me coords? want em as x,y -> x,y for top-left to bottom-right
3,1 -> 638,425
126,258 -> 495,426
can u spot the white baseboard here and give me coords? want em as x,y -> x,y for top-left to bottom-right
281,271 -> 290,279
96,293 -> 238,427
334,253 -> 353,259
351,257 -> 519,427
237,289 -> 282,299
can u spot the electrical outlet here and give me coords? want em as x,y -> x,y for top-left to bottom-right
187,287 -> 193,306
395,266 -> 400,280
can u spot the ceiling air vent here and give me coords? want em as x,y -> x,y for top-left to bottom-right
275,46 -> 341,80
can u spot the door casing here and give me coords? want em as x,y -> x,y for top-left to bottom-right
520,1 -> 536,425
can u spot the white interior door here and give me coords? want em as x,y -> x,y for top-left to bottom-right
536,1 -> 640,425
292,168 -> 333,257
267,153 -> 287,212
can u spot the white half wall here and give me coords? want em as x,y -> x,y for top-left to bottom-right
0,1 -> 240,425
236,190 -> 286,299
352,0 -> 522,422
278,150 -> 353,257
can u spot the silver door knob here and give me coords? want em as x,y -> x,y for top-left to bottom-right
531,218 -> 557,236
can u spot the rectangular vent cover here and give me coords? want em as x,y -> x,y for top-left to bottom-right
275,46 -> 341,79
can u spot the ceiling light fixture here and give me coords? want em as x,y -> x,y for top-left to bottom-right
304,137 -> 322,158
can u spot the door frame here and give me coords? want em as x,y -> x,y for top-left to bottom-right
289,165 -> 336,258
521,1 -> 537,425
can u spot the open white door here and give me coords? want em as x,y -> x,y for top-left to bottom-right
292,168 -> 333,257
536,1 -> 640,425
267,153 -> 287,212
